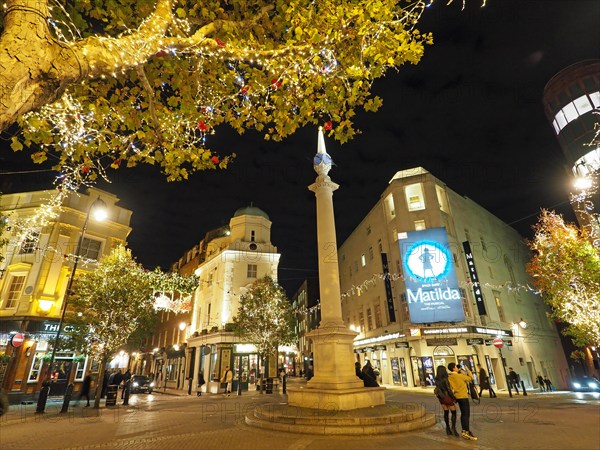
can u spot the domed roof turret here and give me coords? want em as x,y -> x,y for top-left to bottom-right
233,205 -> 270,220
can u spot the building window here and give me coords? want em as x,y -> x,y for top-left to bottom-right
75,359 -> 87,381
28,354 -> 43,382
19,231 -> 40,254
359,312 -> 365,332
366,225 -> 372,235
366,308 -> 373,331
4,274 -> 26,309
80,237 -> 102,260
207,303 -> 212,327
247,264 -> 257,278
361,254 -> 366,267
385,194 -> 396,219
251,230 -> 255,242
435,185 -> 451,213
493,291 -> 505,322
368,247 -> 374,260
378,239 -> 383,253
414,220 -> 426,231
460,288 -> 472,321
400,294 -> 409,322
504,255 -> 518,288
405,183 -> 425,211
374,304 -> 383,328
479,236 -> 487,252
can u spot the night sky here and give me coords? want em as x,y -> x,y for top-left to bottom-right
1,0 -> 599,296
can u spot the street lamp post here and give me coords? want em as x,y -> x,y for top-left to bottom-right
36,196 -> 107,413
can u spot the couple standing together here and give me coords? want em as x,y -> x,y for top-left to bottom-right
434,362 -> 478,441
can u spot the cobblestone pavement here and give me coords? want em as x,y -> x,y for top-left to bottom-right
1,383 -> 598,450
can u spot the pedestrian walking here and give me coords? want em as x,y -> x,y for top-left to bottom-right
544,377 -> 553,391
448,362 -> 477,441
477,364 -> 496,398
361,360 -> 379,387
78,374 -> 93,407
197,372 -> 206,397
121,369 -> 131,399
537,374 -> 545,391
434,365 -> 459,437
221,366 -> 233,396
305,365 -> 314,381
508,367 -> 520,394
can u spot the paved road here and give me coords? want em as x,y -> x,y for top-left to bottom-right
1,386 -> 598,450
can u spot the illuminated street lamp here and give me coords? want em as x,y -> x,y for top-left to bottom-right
36,196 -> 107,413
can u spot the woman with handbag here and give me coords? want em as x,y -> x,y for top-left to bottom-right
434,365 -> 459,437
478,364 -> 496,398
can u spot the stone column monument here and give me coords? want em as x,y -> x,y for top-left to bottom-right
286,128 -> 385,410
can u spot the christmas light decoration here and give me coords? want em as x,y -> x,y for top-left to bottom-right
1,0 -> 451,181
527,210 -> 600,346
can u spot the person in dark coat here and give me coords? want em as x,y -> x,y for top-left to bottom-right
78,374 -> 93,407
197,373 -> 206,397
361,360 -> 379,387
507,368 -> 520,394
477,364 -> 496,398
435,365 -> 458,436
121,369 -> 131,399
537,374 -> 545,391
355,361 -> 366,385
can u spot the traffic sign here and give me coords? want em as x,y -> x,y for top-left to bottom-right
10,332 -> 25,347
492,337 -> 504,348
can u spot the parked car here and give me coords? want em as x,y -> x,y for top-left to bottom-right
130,375 -> 154,394
572,376 -> 600,392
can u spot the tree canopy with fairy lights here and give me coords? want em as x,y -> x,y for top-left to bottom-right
64,244 -> 197,407
526,210 -> 600,347
233,276 -> 296,377
1,0 -> 439,182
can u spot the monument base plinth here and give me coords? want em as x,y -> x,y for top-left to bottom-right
287,385 -> 385,411
245,400 -> 436,435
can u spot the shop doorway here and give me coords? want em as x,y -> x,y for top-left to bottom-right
433,346 -> 455,373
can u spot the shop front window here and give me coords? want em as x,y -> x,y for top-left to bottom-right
28,354 -> 43,382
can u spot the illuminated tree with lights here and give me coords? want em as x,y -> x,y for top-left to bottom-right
65,245 -> 156,408
1,0 -> 435,182
233,276 -> 296,391
526,210 -> 600,347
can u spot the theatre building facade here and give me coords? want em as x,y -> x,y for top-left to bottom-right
339,167 -> 570,391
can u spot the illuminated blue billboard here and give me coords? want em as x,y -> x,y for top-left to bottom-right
398,228 -> 465,324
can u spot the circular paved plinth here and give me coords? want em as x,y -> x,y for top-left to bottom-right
245,401 -> 436,435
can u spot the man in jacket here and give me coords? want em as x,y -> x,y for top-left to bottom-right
221,366 -> 233,396
448,362 -> 477,441
508,367 -> 520,394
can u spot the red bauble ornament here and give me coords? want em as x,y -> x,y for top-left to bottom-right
197,120 -> 207,131
271,78 -> 282,89
81,165 -> 90,174
215,38 -> 226,47
323,121 -> 333,131
211,156 -> 220,164
240,86 -> 249,95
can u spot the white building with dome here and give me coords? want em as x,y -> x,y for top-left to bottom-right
184,205 -> 282,392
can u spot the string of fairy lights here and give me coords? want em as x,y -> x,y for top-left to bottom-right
14,0 -> 437,181
338,272 -> 543,300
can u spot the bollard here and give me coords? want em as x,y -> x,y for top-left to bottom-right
521,380 -> 527,396
282,375 -> 287,394
60,383 -> 74,413
36,382 -> 51,414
